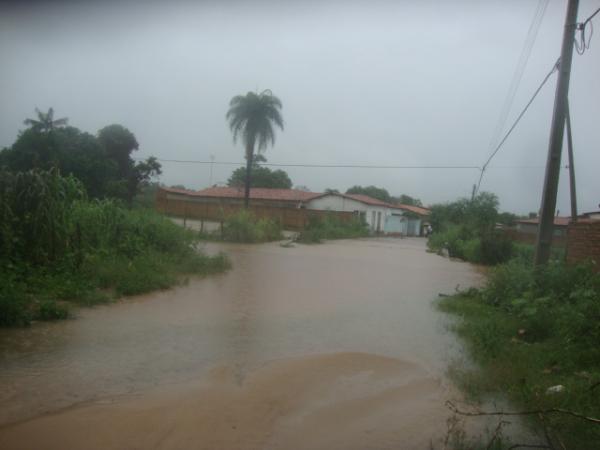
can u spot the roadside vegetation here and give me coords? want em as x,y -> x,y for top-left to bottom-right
429,192 -> 600,448
0,110 -> 231,327
428,192 -> 515,265
437,258 -> 600,448
219,210 -> 283,243
296,214 -> 369,243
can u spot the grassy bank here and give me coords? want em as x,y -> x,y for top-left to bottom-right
438,259 -> 600,449
0,170 -> 229,326
296,214 -> 369,243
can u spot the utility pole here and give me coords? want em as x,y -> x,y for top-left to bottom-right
565,99 -> 578,222
534,0 -> 580,266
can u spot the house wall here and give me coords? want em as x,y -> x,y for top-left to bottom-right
306,195 -> 388,232
384,214 -> 406,234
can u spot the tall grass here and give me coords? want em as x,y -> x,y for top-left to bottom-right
0,169 -> 229,326
296,214 -> 369,243
201,209 -> 284,243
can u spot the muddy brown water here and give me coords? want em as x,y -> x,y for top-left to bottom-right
0,238 -> 481,449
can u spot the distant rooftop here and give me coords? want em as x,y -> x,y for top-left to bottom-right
516,217 -> 571,227
162,186 -> 321,202
161,186 -> 430,213
392,204 -> 430,216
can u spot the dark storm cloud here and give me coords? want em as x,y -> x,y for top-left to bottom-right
1,0 -> 599,213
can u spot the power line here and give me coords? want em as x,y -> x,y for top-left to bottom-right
475,57 -> 560,194
139,158 -> 481,170
487,0 -> 548,157
583,6 -> 600,24
476,4 -> 600,195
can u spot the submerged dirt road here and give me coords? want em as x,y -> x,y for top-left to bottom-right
0,238 -> 481,449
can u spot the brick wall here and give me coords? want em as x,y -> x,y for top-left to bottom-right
503,229 -> 567,247
155,188 -> 356,231
566,219 -> 600,268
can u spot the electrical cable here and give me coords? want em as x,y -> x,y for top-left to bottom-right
487,0 -> 548,156
475,58 -> 560,195
139,159 -> 481,170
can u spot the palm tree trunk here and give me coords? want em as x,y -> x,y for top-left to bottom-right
244,144 -> 253,208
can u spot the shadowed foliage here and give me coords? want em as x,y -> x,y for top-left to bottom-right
23,107 -> 68,133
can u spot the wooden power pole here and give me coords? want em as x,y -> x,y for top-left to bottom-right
534,0 -> 580,266
565,100 -> 578,222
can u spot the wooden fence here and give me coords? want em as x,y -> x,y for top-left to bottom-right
155,189 -> 356,231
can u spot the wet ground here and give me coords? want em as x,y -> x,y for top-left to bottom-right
0,238 -> 481,449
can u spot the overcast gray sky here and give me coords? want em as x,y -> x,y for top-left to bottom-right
1,0 -> 599,214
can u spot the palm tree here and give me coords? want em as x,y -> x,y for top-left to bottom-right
226,90 -> 284,207
24,108 -> 68,133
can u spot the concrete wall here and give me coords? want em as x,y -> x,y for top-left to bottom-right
566,220 -> 600,270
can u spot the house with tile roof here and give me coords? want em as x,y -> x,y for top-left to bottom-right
305,192 -> 425,235
160,186 -> 321,209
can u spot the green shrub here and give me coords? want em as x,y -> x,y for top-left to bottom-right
221,210 -> 283,243
38,299 -> 70,320
0,169 -> 230,326
0,272 -> 31,326
461,238 -> 482,263
479,232 -> 513,265
428,226 -> 513,265
297,214 -> 368,243
438,260 -> 600,448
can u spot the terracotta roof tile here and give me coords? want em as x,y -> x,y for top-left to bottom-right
343,194 -> 392,207
393,204 -> 431,216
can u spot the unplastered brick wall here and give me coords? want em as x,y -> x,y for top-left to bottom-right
566,219 -> 600,269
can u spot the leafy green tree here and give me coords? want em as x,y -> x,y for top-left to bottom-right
97,124 -> 139,178
228,166 -> 292,189
345,185 -> 392,203
0,126 -> 118,197
325,188 -> 340,194
23,107 -> 68,133
394,194 -> 423,207
226,90 -> 284,207
497,211 -> 519,227
430,192 -> 499,234
97,125 -> 161,204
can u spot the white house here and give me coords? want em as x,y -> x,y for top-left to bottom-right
306,193 -> 399,234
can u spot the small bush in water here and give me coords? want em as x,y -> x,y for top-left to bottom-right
221,210 -> 283,243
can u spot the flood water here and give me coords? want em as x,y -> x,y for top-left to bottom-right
0,238 -> 481,449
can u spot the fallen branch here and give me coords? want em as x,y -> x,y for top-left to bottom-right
446,400 -> 600,425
